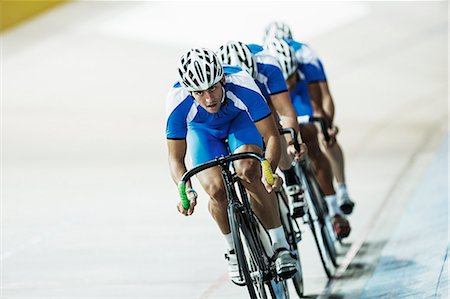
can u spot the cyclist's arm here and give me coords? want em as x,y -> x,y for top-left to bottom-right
167,138 -> 192,189
270,91 -> 302,142
318,81 -> 335,124
254,114 -> 281,170
308,82 -> 326,118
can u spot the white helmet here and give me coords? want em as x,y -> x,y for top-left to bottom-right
177,48 -> 224,91
217,41 -> 258,79
264,21 -> 293,43
264,38 -> 298,80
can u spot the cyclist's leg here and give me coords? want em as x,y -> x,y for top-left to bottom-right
278,135 -> 306,217
187,127 -> 230,234
322,140 -> 345,184
228,112 -> 297,278
300,123 -> 351,238
300,123 -> 334,196
187,127 -> 245,282
321,140 -> 355,214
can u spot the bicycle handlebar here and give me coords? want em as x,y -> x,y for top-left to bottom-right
309,116 -> 330,143
278,128 -> 300,152
178,152 -> 274,209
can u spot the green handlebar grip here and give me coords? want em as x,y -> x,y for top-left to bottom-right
178,182 -> 190,209
261,159 -> 274,186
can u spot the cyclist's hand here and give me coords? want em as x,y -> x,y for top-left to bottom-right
177,190 -> 197,216
287,143 -> 308,161
328,125 -> 339,138
262,173 -> 282,193
323,126 -> 338,147
272,174 -> 283,192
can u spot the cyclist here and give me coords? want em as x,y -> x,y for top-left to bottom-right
264,21 -> 355,215
166,48 -> 297,284
217,40 -> 308,217
261,38 -> 351,239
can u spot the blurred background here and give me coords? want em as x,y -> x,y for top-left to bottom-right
1,1 -> 448,298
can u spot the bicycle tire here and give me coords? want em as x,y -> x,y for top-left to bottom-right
237,181 -> 291,299
305,171 -> 338,267
296,165 -> 336,278
229,202 -> 259,298
277,189 -> 304,297
236,180 -> 274,299
242,214 -> 290,299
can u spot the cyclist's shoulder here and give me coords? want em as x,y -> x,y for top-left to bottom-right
166,81 -> 195,116
254,50 -> 280,68
287,39 -> 322,65
225,66 -> 259,92
167,81 -> 190,101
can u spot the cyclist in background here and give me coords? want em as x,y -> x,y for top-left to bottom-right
217,40 -> 308,217
264,21 -> 355,215
261,39 -> 351,239
166,48 -> 297,284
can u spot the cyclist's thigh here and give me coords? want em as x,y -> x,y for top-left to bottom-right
186,126 -> 228,166
186,126 -> 228,198
196,166 -> 226,199
227,112 -> 263,173
228,111 -> 264,154
300,123 -> 322,158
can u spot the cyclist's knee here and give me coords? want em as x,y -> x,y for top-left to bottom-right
206,184 -> 228,206
199,175 -> 227,205
235,160 -> 261,183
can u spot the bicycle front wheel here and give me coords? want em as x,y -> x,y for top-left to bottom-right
277,189 -> 304,297
241,213 -> 291,299
298,166 -> 337,278
306,171 -> 338,267
229,202 -> 259,298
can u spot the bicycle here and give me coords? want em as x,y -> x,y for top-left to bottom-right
178,152 -> 292,299
280,126 -> 338,278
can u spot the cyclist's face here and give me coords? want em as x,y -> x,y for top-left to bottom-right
191,78 -> 224,113
286,72 -> 298,92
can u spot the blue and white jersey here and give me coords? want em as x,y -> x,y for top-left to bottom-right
252,48 -> 288,101
285,39 -> 327,83
165,66 -> 271,140
249,43 -> 312,117
289,70 -> 313,117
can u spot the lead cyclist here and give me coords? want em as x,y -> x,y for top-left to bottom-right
166,48 -> 297,285
264,21 -> 356,215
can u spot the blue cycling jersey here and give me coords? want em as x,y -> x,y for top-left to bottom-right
253,49 -> 288,100
248,43 -> 313,117
285,39 -> 327,83
165,66 -> 270,165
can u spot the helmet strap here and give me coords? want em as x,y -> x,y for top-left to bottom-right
220,81 -> 226,104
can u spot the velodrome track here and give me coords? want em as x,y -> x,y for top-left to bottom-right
2,2 -> 448,298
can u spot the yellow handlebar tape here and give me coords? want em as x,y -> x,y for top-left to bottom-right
261,159 -> 274,186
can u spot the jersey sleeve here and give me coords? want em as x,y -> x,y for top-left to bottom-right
165,84 -> 193,139
255,52 -> 288,95
226,71 -> 271,122
296,44 -> 327,83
